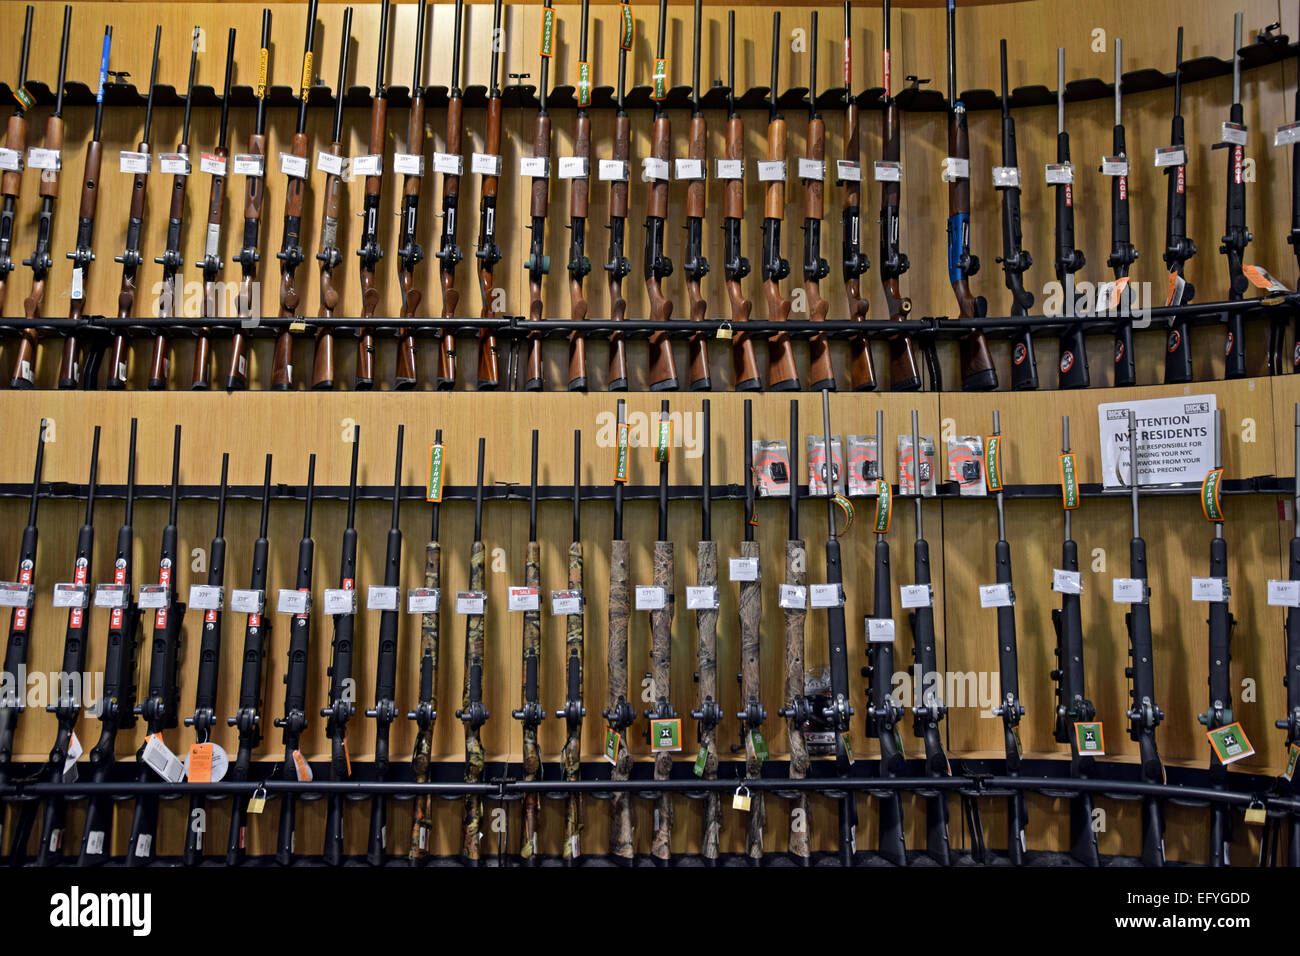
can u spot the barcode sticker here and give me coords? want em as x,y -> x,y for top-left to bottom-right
279,153 -> 309,179
557,156 -> 588,179
119,150 -> 149,174
432,152 -> 461,176
230,588 -> 265,614
598,159 -> 629,181
836,160 -> 862,181
798,158 -> 826,181
507,586 -> 540,612
899,584 -> 933,609
396,152 -> 428,176
323,588 -> 357,615
1052,569 -> 1083,595
351,154 -> 383,177
714,158 -> 743,180
27,147 -> 60,171
367,586 -> 399,611
519,155 -> 549,178
407,588 -> 441,613
1044,163 -> 1073,185
979,583 -> 1014,608
635,586 -> 666,611
872,161 -> 901,182
471,152 -> 502,177
232,154 -> 265,177
188,584 -> 223,610
757,160 -> 786,182
685,586 -> 719,610
1154,145 -> 1186,167
316,150 -> 344,176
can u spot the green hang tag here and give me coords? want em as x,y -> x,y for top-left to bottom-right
1074,721 -> 1105,755
1060,453 -> 1079,510
650,717 -> 682,752
839,731 -> 854,766
14,85 -> 34,111
620,4 -> 635,50
985,435 -> 1003,491
426,443 -> 445,502
1012,726 -> 1023,757
603,727 -> 621,765
652,57 -> 668,101
1206,721 -> 1255,765
693,746 -> 707,777
1201,467 -> 1224,522
540,7 -> 556,57
614,423 -> 629,482
750,730 -> 769,762
893,726 -> 904,755
1285,743 -> 1300,782
873,480 -> 891,533
833,494 -> 855,534
655,417 -> 672,463
577,62 -> 591,107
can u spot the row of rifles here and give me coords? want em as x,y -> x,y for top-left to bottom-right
1,2 -> 1295,392
0,397 -> 1293,866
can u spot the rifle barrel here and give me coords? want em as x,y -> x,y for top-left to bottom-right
85,427 -> 102,522
473,438 -> 485,540
528,431 -> 539,541
215,453 -> 230,537
303,455 -> 317,536
258,454 -> 272,537
331,8 -> 352,144
1231,12 -> 1242,104
614,400 -> 625,539
658,400 -> 669,541
375,0 -> 390,92
993,411 -> 1004,540
53,6 -> 71,117
218,29 -> 236,149
945,0 -> 955,103
450,0 -> 463,92
124,418 -> 138,525
770,13 -> 781,121
1173,27 -> 1183,116
1129,411 -> 1140,534
182,28 -> 201,142
412,0 -> 426,92
391,424 -> 405,528
572,430 -> 581,541
701,400 -> 711,540
254,11 -> 271,134
821,390 -> 835,540
1057,48 -> 1064,134
743,400 -> 753,539
168,425 -> 182,525
1062,416 -> 1071,539
789,400 -> 799,539
912,410 -> 922,536
143,26 -> 161,140
431,428 -> 443,540
1113,38 -> 1122,126
346,426 -> 360,528
692,0 -> 702,107
297,0 -> 320,132
17,5 -> 33,91
28,419 -> 46,526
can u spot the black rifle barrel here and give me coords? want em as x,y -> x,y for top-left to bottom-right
28,419 -> 46,525
181,28 -> 201,144
727,10 -> 736,116
743,400 -> 754,540
375,0 -> 390,92
528,430 -> 539,541
450,0 -> 463,93
769,13 -> 781,122
254,11 -> 271,134
658,400 -> 669,540
167,424 -> 181,525
489,0 -> 503,92
473,437 -> 486,539
701,399 -> 711,540
17,5 -> 33,92
789,400 -> 799,540
572,429 -> 581,540
614,400 -> 625,539
296,0 -> 320,132
330,8 -> 353,145
411,0 -> 426,93
809,11 -> 818,119
143,26 -> 161,141
691,0 -> 701,108
218,29 -> 236,150
53,5 -> 71,117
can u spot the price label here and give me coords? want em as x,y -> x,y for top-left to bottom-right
351,154 -> 383,177
0,582 -> 33,608
872,160 -> 901,182
508,586 -> 540,612
93,584 -> 126,609
1044,163 -> 1073,185
230,589 -> 265,614
551,589 -> 583,615
557,156 -> 588,179
1276,121 -> 1300,148
1052,569 -> 1082,595
682,586 -> 716,610
992,166 -> 1020,187
941,156 -> 969,181
455,590 -> 486,615
1154,145 -> 1186,167
137,584 -> 169,610
1191,577 -> 1230,603
519,155 -> 549,178
142,735 -> 186,784
159,152 -> 191,176
316,150 -> 344,176
836,159 -> 862,181
779,584 -> 807,610
809,584 -> 843,608
757,160 -> 786,182
367,586 -> 399,611
641,157 -> 670,181
729,557 -> 759,582
188,585 -> 223,611
199,152 -> 227,176
1100,156 -> 1129,177
407,588 -> 441,614
27,147 -> 60,171
70,267 -> 84,301
232,154 -> 265,177
1267,580 -> 1300,607
635,586 -> 666,611
714,158 -> 743,180
277,589 -> 311,614
978,583 -> 1014,608
431,152 -> 460,176
396,152 -> 428,176
867,618 -> 896,643
598,159 -> 629,181
899,584 -> 932,609
279,153 -> 309,179
323,588 -> 357,615
0,147 -> 22,172
1112,577 -> 1146,604
798,157 -> 826,180
471,152 -> 502,176
674,158 -> 704,180
1221,122 -> 1248,146
52,583 -> 88,609
118,150 -> 149,174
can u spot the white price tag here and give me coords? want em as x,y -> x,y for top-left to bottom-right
27,147 -> 60,171
729,557 -> 759,582
367,586 -> 399,611
230,589 -> 265,614
0,583 -> 33,608
872,161 -> 901,182
992,166 -> 1020,187
159,152 -> 191,176
635,586 -> 666,611
557,156 -> 588,179
598,159 -> 629,181
809,584 -> 843,609
316,150 -> 344,176
323,588 -> 357,615
1154,146 -> 1186,167
397,152 -> 428,176
70,267 -> 83,301
1191,577 -> 1230,603
1276,122 -> 1300,148
551,590 -> 583,615
1221,122 -> 1248,146
351,154 -> 383,177
279,153 -> 309,179
674,158 -> 704,180
141,735 -> 185,783
867,618 -> 896,643
757,160 -> 786,182
941,156 -> 969,181
52,583 -> 88,609
836,159 -> 862,181
714,158 -> 743,180
508,586 -> 540,612
519,155 -> 549,178
188,584 -> 223,611
685,586 -> 719,610
277,589 -> 311,615
979,583 -> 1014,608
641,157 -> 670,181
1112,577 -> 1146,604
0,147 -> 22,172
199,152 -> 227,176
779,584 -> 807,610
798,157 -> 826,180
432,152 -> 461,176
1052,569 -> 1083,595
1267,579 -> 1300,607
93,584 -> 126,609
471,152 -> 502,176
899,584 -> 932,609
407,587 -> 441,613
137,584 -> 169,610
455,590 -> 486,615
1044,163 -> 1073,185
118,150 -> 149,174
232,153 -> 265,177
1100,156 -> 1129,177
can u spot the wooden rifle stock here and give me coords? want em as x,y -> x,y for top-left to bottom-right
225,131 -> 266,390
764,117 -> 798,388
395,94 -> 427,388
311,141 -> 345,390
566,113 -> 591,389
645,114 -> 676,389
149,140 -> 191,390
192,143 -> 229,390
606,113 -> 630,388
842,91 -> 875,390
355,95 -> 387,387
59,139 -> 103,386
881,98 -> 920,390
723,116 -> 758,388
109,138 -> 151,390
436,95 -> 463,388
15,114 -> 64,382
685,114 -> 709,388
271,131 -> 309,389
475,97 -> 503,389
804,116 -> 833,388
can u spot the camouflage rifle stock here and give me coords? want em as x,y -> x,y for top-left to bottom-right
513,432 -> 544,861
409,428 -> 443,860
456,439 -> 489,863
689,401 -> 720,862
603,400 -> 634,861
737,400 -> 766,862
557,430 -> 586,863
645,400 -> 676,864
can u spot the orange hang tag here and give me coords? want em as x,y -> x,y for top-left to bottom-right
291,749 -> 313,782
188,743 -> 214,783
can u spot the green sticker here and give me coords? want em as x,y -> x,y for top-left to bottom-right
614,423 -> 629,482
603,727 -> 621,765
650,717 -> 681,752
14,85 -> 34,112
1202,467 -> 1224,522
540,7 -> 555,57
693,746 -> 707,777
750,730 -> 769,762
1207,721 -> 1255,765
1074,721 -> 1105,755
873,480 -> 891,533
655,417 -> 671,462
1285,743 -> 1300,782
426,443 -> 445,502
1012,725 -> 1023,757
620,4 -> 635,50
577,62 -> 591,108
839,731 -> 854,765
1060,453 -> 1079,510
652,57 -> 668,101
985,435 -> 1003,491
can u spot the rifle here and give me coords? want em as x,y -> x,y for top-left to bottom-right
13,425 -> 98,865
225,454 -> 274,865
867,409 -> 906,864
1106,40 -> 1139,388
433,0 -> 466,389
763,12 -> 798,391
513,431 -> 545,861
10,6 -> 71,389
191,29 -> 237,390
722,13 -> 759,391
1053,48 -> 1088,389
986,411 -> 1026,864
474,0 -> 506,390
906,409 -> 951,864
310,8 -> 354,391
77,418 -> 142,866
269,0 -> 320,390
0,6 -> 34,325
645,0 -> 678,391
408,427 -> 443,860
1219,13 -> 1252,380
603,399 -> 634,861
1197,410 -> 1236,866
841,2 -> 875,391
737,400 -> 766,861
1290,13 -> 1300,378
566,0 -> 592,391
321,430 -> 360,866
803,12 -> 833,391
557,429 -> 585,863
354,0 -> 390,390
182,452 -> 230,866
365,425 -> 405,864
689,400 -> 721,863
1163,28 -> 1197,384
645,399 -> 676,864
605,23 -> 632,390
146,30 -> 200,391
225,11 -> 272,391
57,25 -> 111,390
683,0 -> 710,390
523,4 -> 554,391
1048,416 -> 1099,865
1275,404 -> 1300,864
456,438 -> 489,863
395,0 -> 429,390
995,41 -> 1037,391
818,390 -> 857,866
1123,409 -> 1167,866
125,425 -> 186,866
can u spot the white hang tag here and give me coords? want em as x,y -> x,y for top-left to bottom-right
940,156 -> 969,181
230,588 -> 265,614
70,267 -> 84,301
1044,163 -> 1073,185
0,582 -> 32,608
729,557 -> 759,582
142,735 -> 186,783
809,584 -> 843,608
641,157 -> 670,181
778,584 -> 807,610
798,157 -> 826,180
1052,569 -> 1083,595
757,160 -> 786,182
557,156 -> 588,179
519,155 -> 549,178
550,589 -> 583,615
714,158 -> 743,180
316,150 -> 344,176
1100,156 -> 1129,177
1267,579 -> 1300,607
407,587 -> 441,613
837,159 -> 863,181
471,152 -> 502,176
1220,122 -> 1248,146
1112,577 -> 1146,604
1190,577 -> 1230,602
898,584 -> 933,609
323,588 -> 357,615
184,741 -> 230,782
27,147 -> 61,171
351,154 -> 383,177
872,160 -> 901,182
992,166 -> 1020,187
279,153 -> 308,179
199,152 -> 227,176
93,584 -> 126,609
455,590 -> 486,615
685,586 -> 719,610
431,152 -> 460,176
674,158 -> 704,180
598,158 -> 629,181
1154,145 -> 1186,167
635,586 -> 667,611
64,731 -> 83,781
507,586 -> 540,612
979,583 -> 1014,608
396,152 -> 428,176
137,584 -> 169,610
232,153 -> 265,177
52,583 -> 89,609
188,584 -> 223,611
867,618 -> 896,643
276,589 -> 311,614
367,586 -> 400,611
118,150 -> 149,174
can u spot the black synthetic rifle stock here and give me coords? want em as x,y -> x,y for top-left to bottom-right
1219,13 -> 1252,380
736,400 -> 765,863
366,425 -> 405,864
689,400 -> 721,863
11,426 -> 97,866
408,428 -> 443,861
1124,410 -> 1167,866
1048,416 -> 1099,866
603,400 -> 634,861
683,0 -> 710,391
1106,40 -> 1139,388
125,425 -> 187,866
354,0 -> 390,390
182,452 -> 230,866
1275,404 -> 1300,865
273,454 -> 317,865
456,439 -> 489,864
434,0 -> 466,389
77,419 -> 142,867
513,432 -> 544,862
225,455 -> 274,865
867,409 -> 906,865
322,431 -> 361,867
565,0 -> 592,392
556,430 -> 585,864
395,0 -> 429,390
523,5 -> 553,391
1054,49 -> 1089,390
0,6 -> 34,324
1163,28 -> 1197,384
996,41 -> 1037,391
644,399 -> 676,864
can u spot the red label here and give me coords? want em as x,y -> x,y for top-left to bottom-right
249,612 -> 261,628
14,565 -> 32,630
155,564 -> 172,629
1064,184 -> 1072,208
296,586 -> 311,620
205,608 -> 217,623
1118,176 -> 1127,201
1176,165 -> 1185,194
110,564 -> 126,629
343,578 -> 354,591
70,562 -> 88,628
1233,146 -> 1243,185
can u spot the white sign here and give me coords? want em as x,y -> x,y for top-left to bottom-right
137,584 -> 169,609
279,153 -> 308,179
979,583 -> 1014,608
674,158 -> 704,180
519,155 -> 549,178
471,152 -> 502,177
641,157 -> 670,181
407,587 -> 441,613
367,586 -> 399,611
396,152 -> 427,176
508,586 -> 540,612
1191,577 -> 1229,603
230,589 -> 265,614
1221,122 -> 1248,146
1097,394 -> 1217,490
899,584 -> 932,609
351,154 -> 383,177
1052,569 -> 1082,595
316,150 -> 344,176
757,160 -> 786,182
1155,146 -> 1186,167
685,586 -> 719,610
0,147 -> 22,171
93,584 -> 126,609
0,583 -> 33,608
809,584 -> 843,608
635,586 -> 666,611
27,147 -> 60,171
277,589 -> 311,614
1267,580 -> 1300,607
188,585 -> 223,610
798,157 -> 825,180
557,156 -> 588,179
550,590 -> 583,615
714,158 -> 743,180
1276,122 -> 1300,147
1112,577 -> 1146,604
232,154 -> 265,177
432,152 -> 460,176
455,590 -> 486,615
729,557 -> 759,582
1044,163 -> 1073,185
199,152 -> 227,176
53,583 -> 88,609
872,161 -> 901,182
1100,156 -> 1129,177
992,166 -> 1020,187
779,584 -> 806,610
867,618 -> 896,643
837,160 -> 863,181
159,153 -> 191,176
142,735 -> 186,783
119,150 -> 150,174
323,588 -> 357,615
940,156 -> 969,181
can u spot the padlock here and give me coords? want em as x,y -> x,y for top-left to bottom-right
1245,799 -> 1266,825
715,321 -> 734,341
247,785 -> 268,815
732,785 -> 751,812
